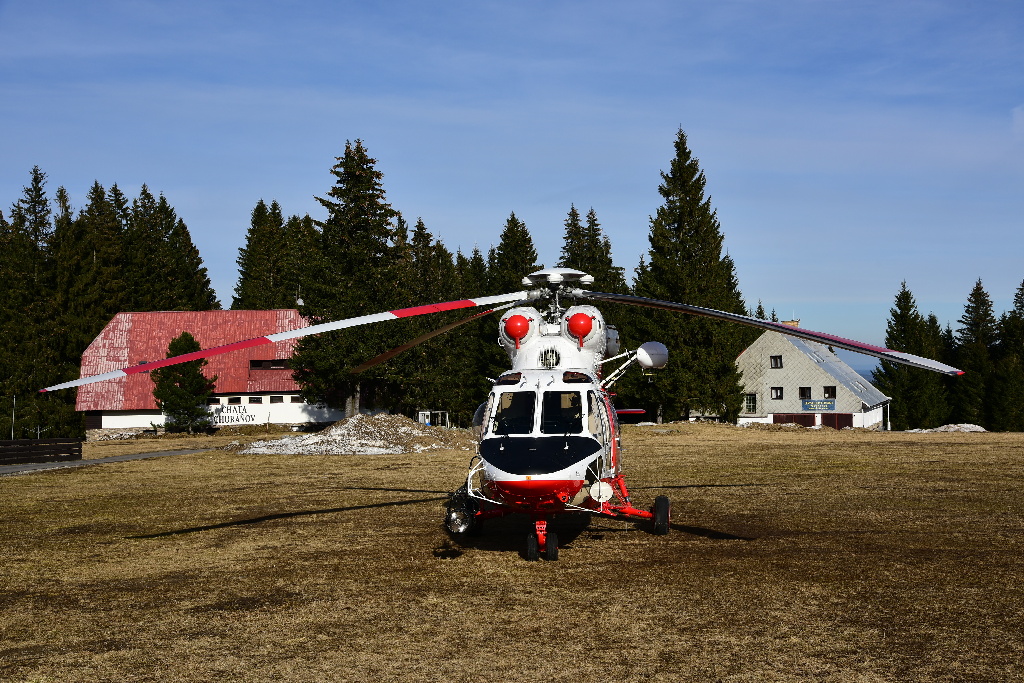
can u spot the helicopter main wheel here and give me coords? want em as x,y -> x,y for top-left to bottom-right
544,531 -> 559,561
525,532 -> 540,561
652,495 -> 671,535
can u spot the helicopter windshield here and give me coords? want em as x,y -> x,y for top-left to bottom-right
541,391 -> 583,434
493,391 -> 536,434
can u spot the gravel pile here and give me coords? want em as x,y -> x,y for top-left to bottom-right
239,413 -> 477,455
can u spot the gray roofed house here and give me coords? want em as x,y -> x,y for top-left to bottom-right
735,325 -> 891,429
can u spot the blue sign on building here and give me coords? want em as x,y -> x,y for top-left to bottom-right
802,399 -> 836,411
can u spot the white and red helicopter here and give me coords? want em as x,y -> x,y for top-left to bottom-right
42,268 -> 962,561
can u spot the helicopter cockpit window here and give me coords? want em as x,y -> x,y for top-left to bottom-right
492,391 -> 536,434
541,391 -> 583,434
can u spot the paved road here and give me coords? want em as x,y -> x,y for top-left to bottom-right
0,449 -> 205,477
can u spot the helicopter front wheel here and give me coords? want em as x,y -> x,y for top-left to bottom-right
445,488 -> 482,536
525,532 -> 540,561
652,495 -> 671,535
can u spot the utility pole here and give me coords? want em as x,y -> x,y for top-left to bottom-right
11,395 -> 15,440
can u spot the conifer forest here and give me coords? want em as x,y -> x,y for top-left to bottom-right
3,132 -> 1022,438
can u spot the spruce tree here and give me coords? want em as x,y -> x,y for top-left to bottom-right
291,141 -> 403,412
557,206 -> 627,293
990,280 -> 1024,431
233,199 -> 286,309
951,279 -> 997,427
280,213 -> 318,309
626,129 -> 748,422
486,212 -> 539,295
165,211 -> 219,311
872,283 -> 949,430
474,213 -> 540,380
10,166 -> 53,287
124,185 -> 165,311
151,331 -> 216,433
1,172 -> 80,438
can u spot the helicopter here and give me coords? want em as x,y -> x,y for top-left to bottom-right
42,267 -> 963,561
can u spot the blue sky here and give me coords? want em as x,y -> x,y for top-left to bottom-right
2,0 -> 1022,369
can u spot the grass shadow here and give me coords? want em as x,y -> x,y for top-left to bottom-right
129,496 -> 447,539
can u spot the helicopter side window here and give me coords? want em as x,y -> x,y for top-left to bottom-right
492,391 -> 536,434
588,391 -> 610,445
587,391 -> 602,438
541,391 -> 583,434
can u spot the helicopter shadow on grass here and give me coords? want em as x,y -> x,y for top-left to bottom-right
128,495 -> 448,539
441,511 -> 605,559
632,484 -> 763,540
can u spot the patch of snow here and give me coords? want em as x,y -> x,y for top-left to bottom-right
239,413 -> 477,455
905,424 -> 987,433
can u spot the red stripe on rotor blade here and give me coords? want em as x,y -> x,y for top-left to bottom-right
123,336 -> 274,374
391,300 -> 477,318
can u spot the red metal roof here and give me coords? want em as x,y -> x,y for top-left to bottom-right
76,310 -> 308,411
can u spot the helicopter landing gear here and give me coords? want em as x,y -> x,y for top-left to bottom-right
652,495 -> 671,535
526,532 -> 539,561
445,487 -> 481,536
526,519 -> 558,561
545,531 -> 559,561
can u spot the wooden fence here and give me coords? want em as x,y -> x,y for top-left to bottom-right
0,439 -> 83,465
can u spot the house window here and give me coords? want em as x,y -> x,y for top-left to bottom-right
770,387 -> 784,400
270,395 -> 284,404
290,396 -> 303,403
823,386 -> 836,399
770,355 -> 783,369
799,387 -> 811,400
249,359 -> 291,370
207,397 -> 221,405
744,393 -> 757,413
228,396 -> 242,405
248,396 -> 263,404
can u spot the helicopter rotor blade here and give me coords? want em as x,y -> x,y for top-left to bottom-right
40,291 -> 530,393
578,290 -> 964,376
350,304 -> 514,374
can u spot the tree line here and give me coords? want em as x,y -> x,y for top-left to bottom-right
230,134 -> 751,427
0,169 -> 219,438
4,130 -> 1017,437
873,279 -> 1024,431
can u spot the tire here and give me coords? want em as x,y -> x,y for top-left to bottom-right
652,495 -> 671,535
544,531 -> 559,561
525,532 -> 539,561
445,489 -> 480,536
445,508 -> 474,536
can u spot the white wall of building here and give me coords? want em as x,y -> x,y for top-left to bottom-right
99,395 -> 344,429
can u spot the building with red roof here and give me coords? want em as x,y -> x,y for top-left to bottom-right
77,310 -> 342,430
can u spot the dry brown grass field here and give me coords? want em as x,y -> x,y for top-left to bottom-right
2,423 -> 1023,682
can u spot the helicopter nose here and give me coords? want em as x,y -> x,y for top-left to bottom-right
487,478 -> 584,509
